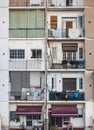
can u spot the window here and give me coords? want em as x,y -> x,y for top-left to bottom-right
50,16 -> 57,29
31,49 -> 42,58
26,115 -> 40,126
79,78 -> 83,89
52,47 -> 57,60
52,77 -> 56,90
51,117 -> 62,127
79,48 -> 83,59
63,51 -> 76,61
78,108 -> 83,118
63,78 -> 76,91
63,117 -> 70,125
51,117 -> 70,127
10,49 -> 25,59
10,111 -> 20,122
66,0 -> 73,6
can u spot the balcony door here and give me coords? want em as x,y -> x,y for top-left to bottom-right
62,18 -> 76,37
66,21 -> 73,37
66,0 -> 73,6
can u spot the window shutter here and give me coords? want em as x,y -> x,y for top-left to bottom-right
50,16 -> 57,29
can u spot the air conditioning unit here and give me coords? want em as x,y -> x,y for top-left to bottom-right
69,29 -> 80,38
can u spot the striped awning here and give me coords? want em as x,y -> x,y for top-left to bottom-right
52,105 -> 78,117
62,43 -> 78,51
16,106 -> 42,115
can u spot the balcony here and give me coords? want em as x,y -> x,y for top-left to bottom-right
9,87 -> 44,101
49,91 -> 85,101
50,60 -> 85,69
48,0 -> 85,8
9,59 -> 44,70
9,28 -> 45,38
48,28 -> 85,39
9,0 -> 45,7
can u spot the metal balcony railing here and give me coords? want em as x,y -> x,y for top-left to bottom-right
9,87 -> 44,101
48,0 -> 85,7
49,91 -> 85,101
9,59 -> 44,70
9,0 -> 45,7
9,28 -> 45,38
50,60 -> 85,69
48,28 -> 85,39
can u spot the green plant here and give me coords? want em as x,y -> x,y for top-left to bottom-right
50,125 -> 58,130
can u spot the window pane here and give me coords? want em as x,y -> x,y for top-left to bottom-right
10,49 -> 25,59
79,78 -> 83,89
63,51 -> 66,60
56,117 -> 62,127
63,78 -> 76,91
37,50 -> 42,58
10,111 -> 20,122
79,48 -> 83,59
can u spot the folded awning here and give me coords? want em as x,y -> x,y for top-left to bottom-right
62,43 -> 78,52
52,105 -> 78,117
16,106 -> 42,115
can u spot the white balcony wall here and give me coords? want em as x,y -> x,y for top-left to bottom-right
0,8 -> 8,38
0,39 -> 8,69
0,0 -> 8,7
85,102 -> 94,128
48,41 -> 84,64
9,40 -> 45,70
30,0 -> 41,5
47,72 -> 85,92
47,11 -> 84,29
30,72 -> 40,87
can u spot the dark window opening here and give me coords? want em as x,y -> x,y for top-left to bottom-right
63,78 -> 76,91
31,49 -> 42,58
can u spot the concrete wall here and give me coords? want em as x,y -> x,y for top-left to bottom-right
0,0 -> 9,127
47,72 -> 85,92
85,71 -> 94,101
85,7 -> 94,38
85,39 -> 94,69
85,0 -> 94,7
85,102 -> 94,129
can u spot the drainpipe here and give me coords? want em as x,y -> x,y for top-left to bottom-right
44,0 -> 48,130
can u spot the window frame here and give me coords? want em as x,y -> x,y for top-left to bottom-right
10,49 -> 25,59
31,49 -> 42,59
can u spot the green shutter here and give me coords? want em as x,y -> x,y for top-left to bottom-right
18,10 -> 28,28
28,10 -> 36,28
9,10 -> 18,28
36,10 -> 44,28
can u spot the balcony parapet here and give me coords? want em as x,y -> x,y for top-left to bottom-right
50,60 -> 85,69
9,28 -> 45,38
48,0 -> 85,8
9,0 -> 45,7
48,28 -> 85,39
49,91 -> 85,101
9,59 -> 44,70
9,87 -> 44,101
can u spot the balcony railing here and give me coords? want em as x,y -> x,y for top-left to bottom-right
9,28 -> 45,38
9,87 -> 44,101
51,60 -> 85,69
48,0 -> 85,7
9,59 -> 44,70
49,91 -> 85,101
48,28 -> 85,39
9,0 -> 45,7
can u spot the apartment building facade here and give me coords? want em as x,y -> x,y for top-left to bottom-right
0,0 -> 94,130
